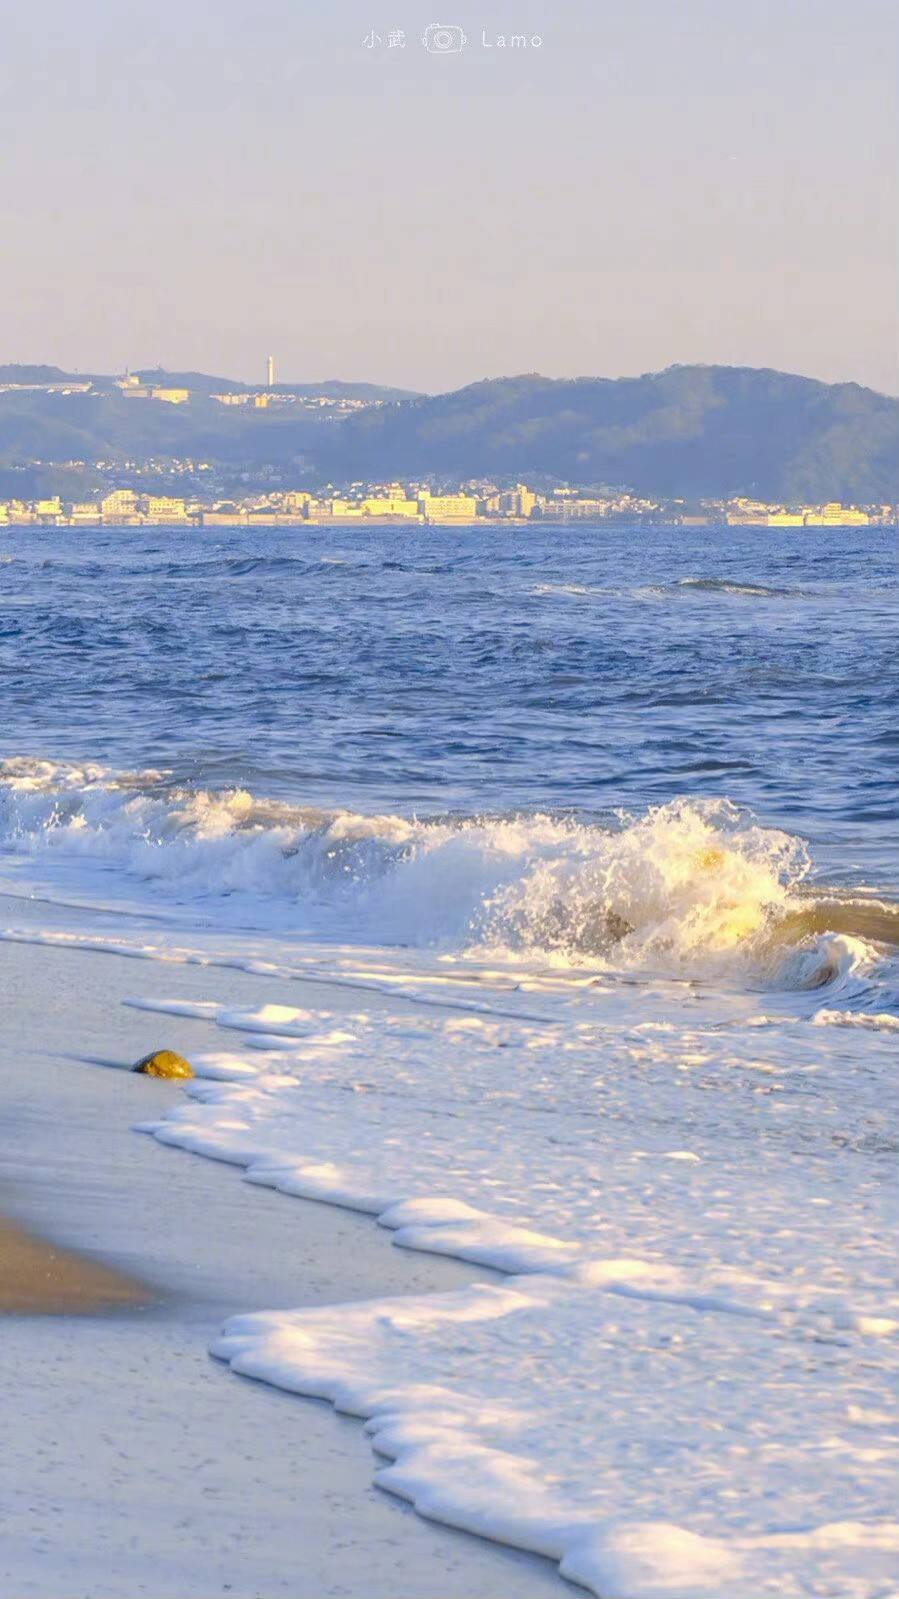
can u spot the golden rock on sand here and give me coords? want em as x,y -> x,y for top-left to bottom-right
132,1049 -> 195,1079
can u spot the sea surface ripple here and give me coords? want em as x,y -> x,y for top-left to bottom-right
0,522 -> 896,885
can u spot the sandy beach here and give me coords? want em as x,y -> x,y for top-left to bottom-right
0,1217 -> 149,1314
0,897 -> 567,1598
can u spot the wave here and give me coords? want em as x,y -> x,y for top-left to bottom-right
529,582 -> 599,598
0,757 -> 892,995
148,555 -> 332,580
529,578 -> 807,603
674,578 -> 803,599
774,896 -> 899,948
813,1009 -> 899,1033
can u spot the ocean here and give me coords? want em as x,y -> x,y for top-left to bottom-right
1,522 -> 897,1598
1,521 -> 898,842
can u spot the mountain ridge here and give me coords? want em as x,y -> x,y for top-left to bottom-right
326,365 -> 899,500
0,363 -> 896,501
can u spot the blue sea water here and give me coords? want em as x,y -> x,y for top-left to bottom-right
0,521 -> 896,889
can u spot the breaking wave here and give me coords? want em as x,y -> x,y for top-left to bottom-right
529,577 -> 810,604
673,577 -> 803,599
0,757 -> 893,996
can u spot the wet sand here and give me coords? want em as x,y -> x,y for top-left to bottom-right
0,1214 -> 150,1314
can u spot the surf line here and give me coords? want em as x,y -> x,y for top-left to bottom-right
0,927 -> 564,1029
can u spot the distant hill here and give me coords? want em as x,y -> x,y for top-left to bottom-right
0,387 -> 330,474
326,367 -> 899,501
0,364 -> 87,385
0,365 -> 418,402
0,363 -> 896,501
128,370 -> 419,401
0,371 -> 419,486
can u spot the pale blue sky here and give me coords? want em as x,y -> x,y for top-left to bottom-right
2,0 -> 896,392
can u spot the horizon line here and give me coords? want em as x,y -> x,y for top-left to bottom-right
1,358 -> 897,401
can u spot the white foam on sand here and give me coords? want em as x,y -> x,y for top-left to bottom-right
212,1289 -> 899,1599
133,993 -> 899,1599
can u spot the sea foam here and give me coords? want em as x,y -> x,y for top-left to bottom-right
0,757 -> 883,995
130,992 -> 899,1599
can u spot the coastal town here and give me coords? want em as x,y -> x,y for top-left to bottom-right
0,365 -> 895,529
0,483 -> 893,528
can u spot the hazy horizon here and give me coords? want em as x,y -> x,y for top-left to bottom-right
4,0 -> 897,395
5,356 -> 899,401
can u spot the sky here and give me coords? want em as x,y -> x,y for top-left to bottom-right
2,0 -> 896,393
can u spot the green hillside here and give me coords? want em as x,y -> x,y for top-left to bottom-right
0,364 -> 896,501
328,367 -> 899,501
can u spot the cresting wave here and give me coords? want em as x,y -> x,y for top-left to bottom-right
673,576 -> 803,599
0,757 -> 891,994
529,576 -> 810,602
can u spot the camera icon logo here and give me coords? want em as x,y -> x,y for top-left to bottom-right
422,22 -> 468,53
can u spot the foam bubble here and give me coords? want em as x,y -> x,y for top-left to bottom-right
0,758 -> 888,995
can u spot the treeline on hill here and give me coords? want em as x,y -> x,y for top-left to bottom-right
327,367 -> 899,502
0,364 -> 897,501
0,388 -> 328,469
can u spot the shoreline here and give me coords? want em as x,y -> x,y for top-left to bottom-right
0,903 -> 567,1598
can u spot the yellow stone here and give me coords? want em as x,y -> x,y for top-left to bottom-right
132,1049 -> 194,1080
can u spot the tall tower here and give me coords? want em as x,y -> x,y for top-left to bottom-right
267,354 -> 275,389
